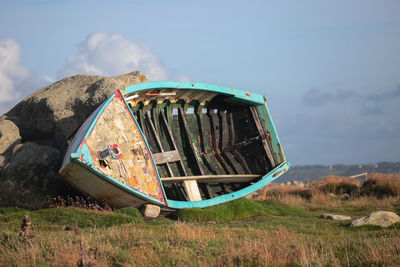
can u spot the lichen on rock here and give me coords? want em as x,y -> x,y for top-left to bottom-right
350,211 -> 400,227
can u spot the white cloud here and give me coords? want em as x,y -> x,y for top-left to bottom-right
58,33 -> 169,81
0,34 -> 189,115
0,39 -> 36,103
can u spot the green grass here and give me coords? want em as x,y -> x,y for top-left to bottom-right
0,206 -> 144,230
0,197 -> 399,266
176,198 -> 312,223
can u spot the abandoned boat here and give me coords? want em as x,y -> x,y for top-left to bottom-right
59,81 -> 290,209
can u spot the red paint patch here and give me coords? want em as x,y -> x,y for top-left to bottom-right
114,90 -> 124,101
79,138 -> 86,149
145,92 -> 160,97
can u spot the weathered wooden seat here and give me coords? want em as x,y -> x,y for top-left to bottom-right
153,150 -> 181,165
161,174 -> 260,184
152,149 -> 202,202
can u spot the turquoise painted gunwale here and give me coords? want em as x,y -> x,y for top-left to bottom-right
123,81 -> 265,105
69,81 -> 289,209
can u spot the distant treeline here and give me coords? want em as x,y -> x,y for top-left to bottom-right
277,162 -> 400,183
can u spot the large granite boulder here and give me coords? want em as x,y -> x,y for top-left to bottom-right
350,211 -> 400,227
0,71 -> 147,208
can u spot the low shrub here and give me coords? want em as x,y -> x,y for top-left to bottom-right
361,173 -> 400,198
321,182 -> 360,197
257,174 -> 400,200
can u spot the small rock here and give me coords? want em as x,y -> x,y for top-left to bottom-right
340,193 -> 350,200
141,204 -> 161,218
320,213 -> 351,220
350,211 -> 400,227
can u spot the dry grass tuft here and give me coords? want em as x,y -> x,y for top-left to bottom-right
321,175 -> 361,186
173,222 -> 216,242
253,173 -> 400,214
362,173 -> 400,197
48,196 -> 112,211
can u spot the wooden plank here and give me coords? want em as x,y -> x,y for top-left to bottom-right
195,106 -> 219,173
249,106 -> 276,167
152,104 -> 162,138
138,109 -> 147,134
142,104 -> 188,200
195,106 -> 206,154
153,150 -> 181,165
198,93 -> 218,105
226,111 -> 247,174
160,109 -> 187,176
207,108 -> 231,174
195,106 -> 216,198
228,112 -> 235,146
218,110 -> 230,151
161,174 -> 259,184
161,106 -> 202,201
145,111 -> 175,177
181,90 -> 199,102
157,106 -> 188,200
230,150 -> 252,174
206,108 -> 232,193
178,107 -> 204,201
218,110 -> 241,174
178,107 -> 205,175
183,180 -> 202,201
224,135 -> 261,152
196,107 -> 224,175
145,111 -> 162,152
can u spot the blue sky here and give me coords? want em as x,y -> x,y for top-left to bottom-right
1,0 -> 399,165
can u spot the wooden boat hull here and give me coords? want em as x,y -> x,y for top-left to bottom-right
59,81 -> 290,209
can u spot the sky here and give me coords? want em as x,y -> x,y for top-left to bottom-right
0,0 -> 399,165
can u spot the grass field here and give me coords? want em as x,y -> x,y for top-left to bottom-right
1,174 -> 400,266
1,194 -> 400,266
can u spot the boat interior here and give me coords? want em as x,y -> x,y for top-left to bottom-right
124,89 -> 280,201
